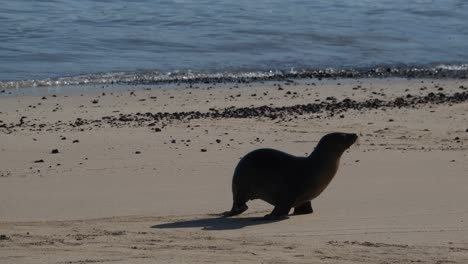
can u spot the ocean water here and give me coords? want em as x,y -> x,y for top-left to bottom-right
1,0 -> 468,87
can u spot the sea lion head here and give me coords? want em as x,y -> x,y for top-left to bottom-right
315,132 -> 358,156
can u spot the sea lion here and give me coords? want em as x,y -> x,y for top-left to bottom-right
222,132 -> 358,219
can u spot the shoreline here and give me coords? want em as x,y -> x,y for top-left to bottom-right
1,64 -> 468,91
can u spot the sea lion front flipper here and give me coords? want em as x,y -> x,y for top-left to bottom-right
293,201 -> 313,215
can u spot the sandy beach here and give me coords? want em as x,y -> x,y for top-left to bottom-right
1,78 -> 467,263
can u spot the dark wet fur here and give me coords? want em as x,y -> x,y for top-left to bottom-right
222,132 -> 358,220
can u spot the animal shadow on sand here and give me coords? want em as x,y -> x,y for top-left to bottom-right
152,215 -> 286,231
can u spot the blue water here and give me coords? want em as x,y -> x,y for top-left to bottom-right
1,0 -> 468,85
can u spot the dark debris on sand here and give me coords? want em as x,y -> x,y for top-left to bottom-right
1,91 -> 468,134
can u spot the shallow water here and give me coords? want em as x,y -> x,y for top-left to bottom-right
1,0 -> 467,85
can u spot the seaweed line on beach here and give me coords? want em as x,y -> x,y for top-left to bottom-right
1,91 -> 467,134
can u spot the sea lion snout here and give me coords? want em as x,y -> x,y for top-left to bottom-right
342,133 -> 358,149
347,133 -> 358,144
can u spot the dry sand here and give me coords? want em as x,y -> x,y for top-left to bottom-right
1,78 -> 467,263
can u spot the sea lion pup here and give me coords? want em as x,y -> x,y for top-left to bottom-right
222,132 -> 358,220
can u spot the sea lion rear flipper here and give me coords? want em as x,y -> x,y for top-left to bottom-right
221,203 -> 248,217
293,201 -> 313,215
263,203 -> 292,220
